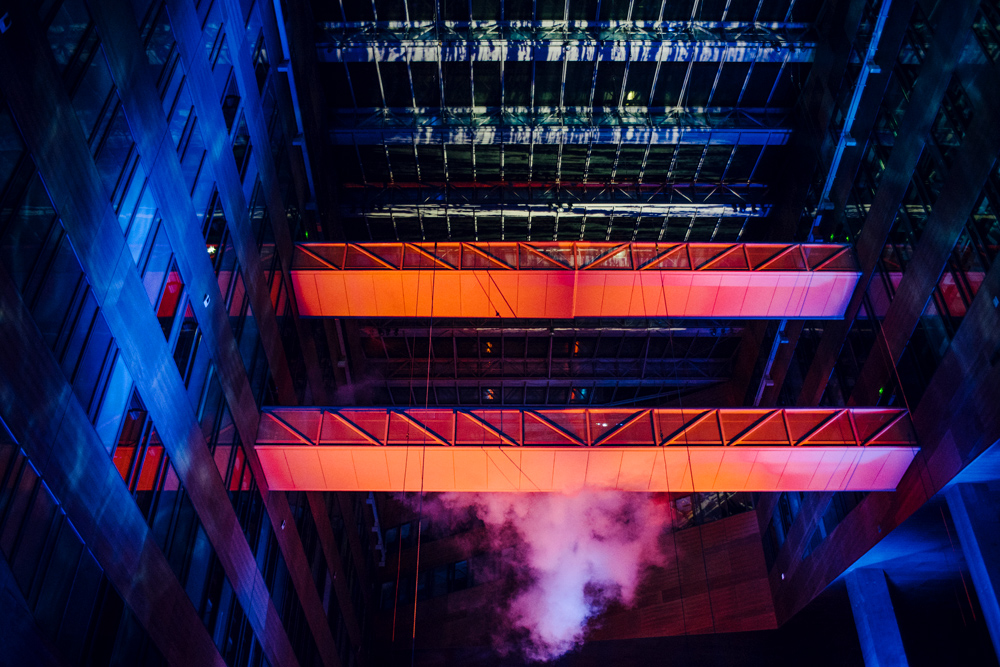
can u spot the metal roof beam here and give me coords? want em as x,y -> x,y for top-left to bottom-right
342,202 -> 764,218
329,107 -> 792,144
317,20 -> 817,62
337,183 -> 770,218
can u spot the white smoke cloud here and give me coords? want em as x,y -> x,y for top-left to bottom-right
420,492 -> 674,662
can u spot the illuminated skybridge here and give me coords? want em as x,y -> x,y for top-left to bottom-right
292,242 -> 860,319
255,407 -> 918,493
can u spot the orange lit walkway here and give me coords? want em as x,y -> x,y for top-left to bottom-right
291,242 -> 860,319
255,407 -> 917,493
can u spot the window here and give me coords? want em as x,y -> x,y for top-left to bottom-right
203,190 -> 238,295
224,268 -> 271,405
672,492 -> 756,530
803,492 -> 869,559
139,219 -> 175,307
251,30 -> 269,93
204,5 -> 233,100
199,374 -> 270,566
0,434 -> 166,666
0,169 -> 126,430
106,390 -> 265,662
135,1 -> 216,220
93,354 -> 134,451
40,0 -> 161,263
155,260 -> 184,339
247,176 -> 272,253
172,302 -> 204,385
222,75 -> 241,132
232,114 -> 252,179
289,491 -> 332,601
761,492 -> 807,571
384,558 -> 476,607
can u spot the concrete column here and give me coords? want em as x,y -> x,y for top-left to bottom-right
946,483 -> 1000,660
846,569 -> 909,667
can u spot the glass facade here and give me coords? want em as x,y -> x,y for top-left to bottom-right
0,0 -> 377,663
0,428 -> 167,666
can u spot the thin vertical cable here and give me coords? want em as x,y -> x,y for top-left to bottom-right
411,243 -> 438,665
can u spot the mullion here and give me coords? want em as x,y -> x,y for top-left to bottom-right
683,215 -> 695,241
747,145 -> 768,183
736,216 -> 749,240
675,60 -> 696,107
470,60 -> 477,180
764,51 -> 792,109
692,144 -> 709,183
611,142 -> 623,182
500,59 -> 506,182
559,53 -> 569,108
610,50 -> 633,182
705,58 -> 727,108
784,0 -> 799,21
736,50 -> 758,106
638,143 -> 652,183
718,145 -> 738,184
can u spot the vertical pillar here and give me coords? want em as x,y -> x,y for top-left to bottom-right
846,569 -> 909,667
946,483 -> 1000,660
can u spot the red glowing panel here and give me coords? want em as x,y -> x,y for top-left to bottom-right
291,243 -> 860,319
253,445 -> 918,492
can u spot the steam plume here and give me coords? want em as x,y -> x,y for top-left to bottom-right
421,492 -> 673,662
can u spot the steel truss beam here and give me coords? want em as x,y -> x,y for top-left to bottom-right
339,182 -> 769,219
292,242 -> 860,319
329,107 -> 792,145
255,407 -> 918,492
317,20 -> 816,63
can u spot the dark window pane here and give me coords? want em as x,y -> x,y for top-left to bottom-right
32,234 -> 84,351
232,115 -> 251,179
